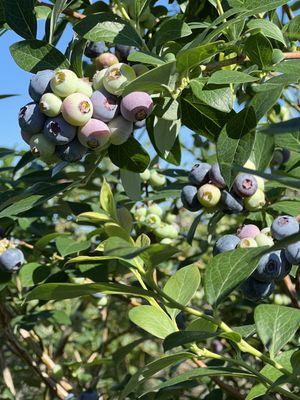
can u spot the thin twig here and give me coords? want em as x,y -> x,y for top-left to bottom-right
282,275 -> 299,308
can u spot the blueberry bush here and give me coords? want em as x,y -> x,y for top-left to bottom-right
1,0 -> 300,399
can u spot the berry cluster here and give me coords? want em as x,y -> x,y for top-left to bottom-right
0,238 -> 25,274
19,60 -> 153,163
214,215 -> 300,302
134,203 -> 179,244
140,168 -> 167,188
181,160 -> 265,214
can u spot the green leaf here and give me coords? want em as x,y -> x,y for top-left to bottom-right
187,213 -> 202,245
247,19 -> 285,45
153,117 -> 181,154
163,331 -> 215,351
176,41 -> 223,73
154,98 -> 181,120
228,0 -> 290,14
268,200 -> 300,217
4,0 -> 36,39
204,247 -> 265,306
120,352 -> 194,400
163,264 -> 200,318
186,317 -> 218,333
152,17 -> 192,48
49,0 -> 68,44
19,262 -> 50,287
207,70 -> 259,85
70,38 -> 87,78
190,80 -> 233,113
140,243 -> 179,267
132,0 -> 150,21
56,237 -> 90,257
122,61 -> 177,95
217,107 -> 257,188
274,60 -> 300,76
244,33 -> 273,69
27,282 -> 158,301
73,12 -> 143,48
100,178 -> 117,220
249,85 -> 283,121
34,232 -> 69,252
108,137 -> 150,173
77,212 -> 111,223
254,305 -> 300,357
127,51 -> 165,66
120,169 -> 141,201
10,40 -> 69,73
251,131 -> 275,171
129,305 -> 176,339
283,15 -> 300,41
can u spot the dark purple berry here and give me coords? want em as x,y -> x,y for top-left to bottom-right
188,162 -> 211,186
233,173 -> 258,197
209,163 -> 226,188
84,41 -> 107,58
43,116 -> 77,145
56,138 -> 87,163
29,70 -> 54,102
240,277 -> 274,302
18,102 -> 46,134
220,190 -> 243,214
253,251 -> 284,282
181,185 -> 202,212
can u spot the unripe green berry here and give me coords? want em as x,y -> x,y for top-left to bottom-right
39,93 -> 62,117
76,78 -> 93,97
238,237 -> 258,248
255,233 -> 274,247
147,203 -> 163,217
160,238 -> 173,245
140,169 -> 151,181
197,184 -> 221,207
103,63 -> 136,95
154,223 -> 178,239
166,213 -> 176,224
149,170 -> 166,187
134,206 -> 147,222
92,69 -> 107,90
244,188 -> 266,211
50,69 -> 78,98
145,213 -> 161,229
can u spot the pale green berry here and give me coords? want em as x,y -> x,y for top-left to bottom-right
50,69 -> 78,98
132,64 -> 149,77
261,227 -> 272,237
62,93 -> 93,126
145,213 -> 161,229
256,176 -> 265,191
197,184 -> 221,207
243,160 -> 256,170
92,69 -> 107,90
103,63 -> 136,95
238,237 -> 258,248
147,203 -> 163,217
255,233 -> 274,247
154,223 -> 178,239
161,238 -> 173,245
39,93 -> 62,117
134,206 -> 147,222
140,169 -> 151,181
244,189 -> 266,211
76,78 -> 93,97
149,170 -> 166,187
29,134 -> 55,159
166,213 -> 177,224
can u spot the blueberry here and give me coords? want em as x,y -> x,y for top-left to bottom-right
237,224 -> 260,239
78,119 -> 111,150
0,248 -> 25,273
213,234 -> 240,256
50,69 -> 79,98
149,170 -> 166,187
84,41 -> 107,58
108,115 -> 132,145
43,116 -> 77,145
244,189 -> 266,211
103,63 -> 136,95
209,163 -> 226,188
56,138 -> 87,163
188,162 -> 211,186
240,277 -> 274,302
62,93 -> 93,126
181,185 -> 201,212
154,223 -> 178,240
197,184 -> 221,208
220,190 -> 243,214
18,102 -> 46,134
91,89 -> 119,122
29,70 -> 54,102
145,213 -> 161,229
76,78 -> 93,98
271,215 -> 299,240
92,69 -> 107,91
21,130 -> 34,145
285,241 -> 300,265
276,251 -> 292,280
79,390 -> 98,400
255,233 -> 274,247
95,53 -> 118,70
140,168 -> 150,181
39,93 -> 62,117
120,91 -> 153,122
238,238 -> 258,248
147,203 -> 163,217
282,148 -> 290,163
253,251 -> 284,282
233,173 -> 258,197
115,44 -> 132,60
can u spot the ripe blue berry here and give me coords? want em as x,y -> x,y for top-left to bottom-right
120,91 -> 153,122
213,234 -> 240,256
240,277 -> 274,302
43,116 -> 77,145
115,44 -> 132,60
78,119 -> 111,150
181,185 -> 202,212
220,190 -> 243,214
84,41 -> 107,58
188,162 -> 211,186
271,215 -> 299,240
18,102 -> 46,134
108,115 -> 133,145
91,89 -> 119,122
0,248 -> 25,273
21,130 -> 34,145
56,138 -> 87,163
285,241 -> 300,265
233,173 -> 258,197
253,251 -> 284,282
209,163 -> 226,188
79,390 -> 98,400
276,252 -> 292,280
29,69 -> 54,102
237,224 -> 260,239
